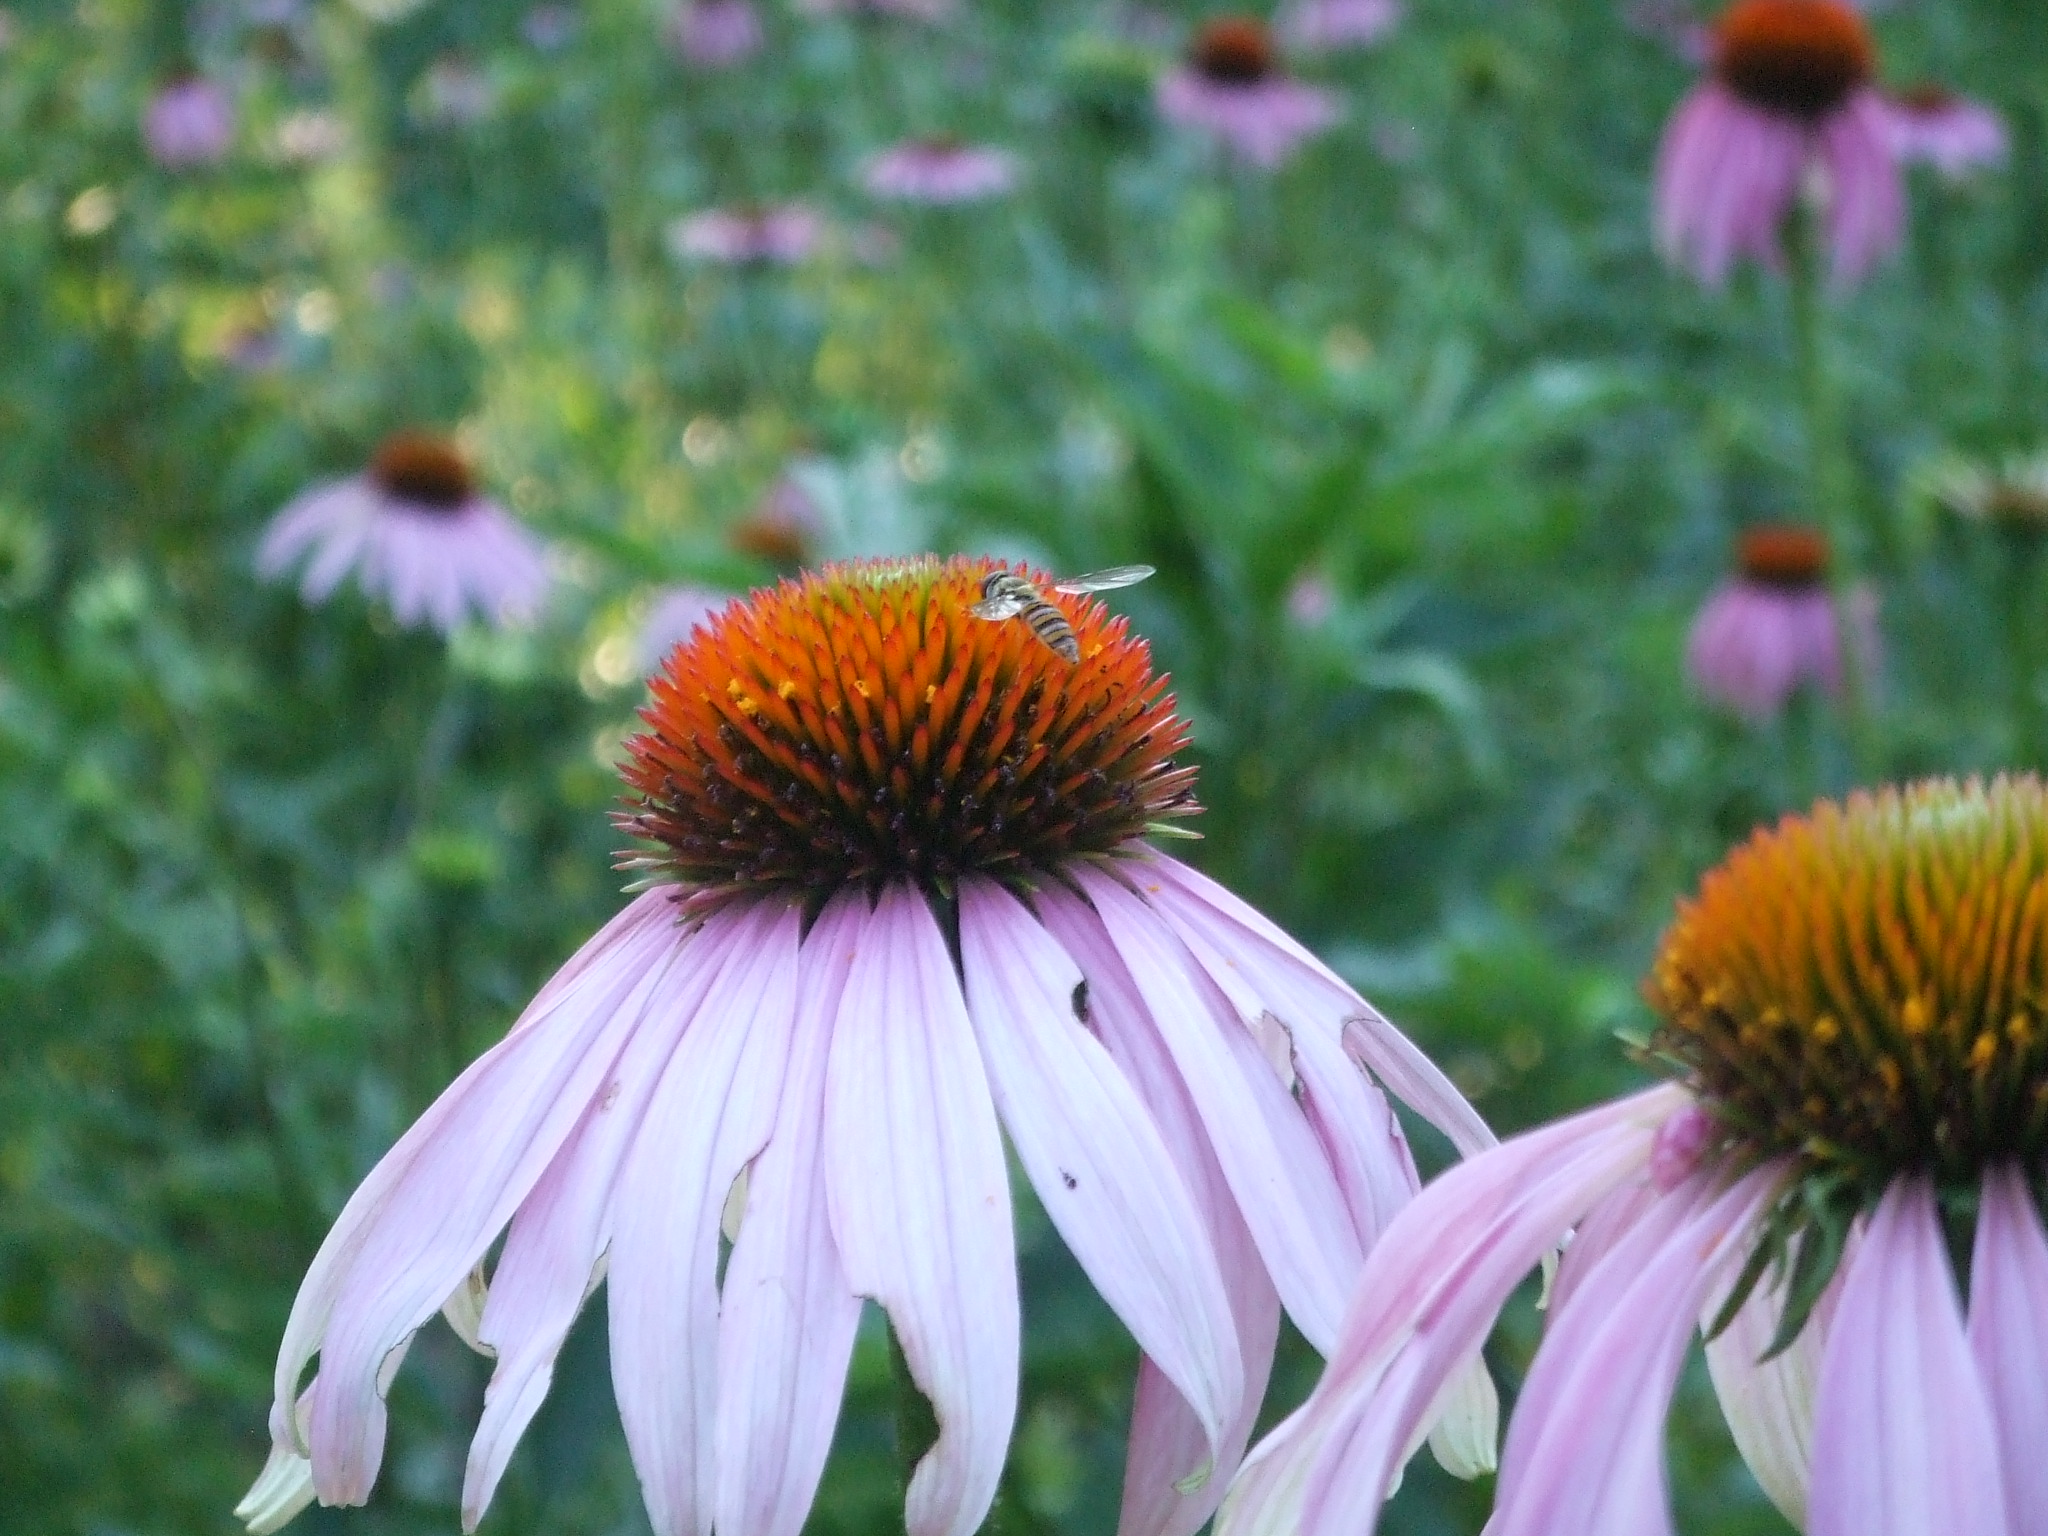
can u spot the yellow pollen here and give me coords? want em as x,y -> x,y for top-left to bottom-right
1901,995 -> 1932,1036
777,679 -> 797,701
1971,1033 -> 1999,1072
1811,1015 -> 1840,1044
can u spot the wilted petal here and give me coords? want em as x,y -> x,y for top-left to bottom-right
608,900 -> 803,1536
237,1391 -> 316,1535
1968,1164 -> 2048,1536
823,885 -> 1018,1536
713,894 -> 867,1536
289,892 -> 679,1504
1809,1176 -> 2010,1536
1032,885 -> 1282,1536
1489,1169 -> 1773,1536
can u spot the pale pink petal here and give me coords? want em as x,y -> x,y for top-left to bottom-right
1820,92 -> 1906,289
1216,1086 -> 1681,1536
285,892 -> 680,1503
457,904 -> 748,1528
713,894 -> 867,1536
958,879 -> 1242,1457
1550,1173 -> 1658,1317
1701,1219 -> 1845,1530
1077,866 -> 1360,1351
1809,1176 -> 2010,1536
1489,1168 -> 1774,1536
608,899 -> 803,1536
1139,855 -> 1493,1158
1969,1164 -> 2048,1536
1031,886 -> 1282,1536
822,885 -> 1018,1536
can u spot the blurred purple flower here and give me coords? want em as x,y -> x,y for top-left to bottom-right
732,473 -> 827,567
521,4 -> 579,51
636,586 -> 728,674
666,203 -> 824,265
797,0 -> 951,19
1286,571 -> 1336,627
1278,0 -> 1402,53
1157,17 -> 1340,169
1654,0 -> 1903,289
1881,85 -> 2007,179
415,55 -> 496,126
1623,0 -> 1713,64
667,0 -> 763,68
143,77 -> 236,169
862,138 -> 1018,204
257,432 -> 552,635
1685,525 -> 1877,720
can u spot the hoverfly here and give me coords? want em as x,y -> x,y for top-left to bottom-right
969,564 -> 1156,663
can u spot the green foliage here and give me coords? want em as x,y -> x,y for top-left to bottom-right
3,0 -> 2046,1534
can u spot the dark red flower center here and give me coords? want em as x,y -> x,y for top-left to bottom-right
1192,17 -> 1274,84
1713,0 -> 1873,119
616,556 -> 1198,899
368,432 -> 475,510
1736,524 -> 1830,589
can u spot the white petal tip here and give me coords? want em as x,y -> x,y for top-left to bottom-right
234,1445 -> 317,1534
1173,1457 -> 1215,1497
442,1264 -> 494,1357
1425,1356 -> 1500,1480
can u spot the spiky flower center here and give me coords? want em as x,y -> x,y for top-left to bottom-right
1192,18 -> 1274,84
1714,0 -> 1873,120
1646,777 -> 2048,1188
616,557 -> 1198,899
1736,524 -> 1829,589
369,432 -> 475,510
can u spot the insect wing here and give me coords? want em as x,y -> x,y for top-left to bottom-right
970,593 -> 1029,620
1052,564 -> 1155,594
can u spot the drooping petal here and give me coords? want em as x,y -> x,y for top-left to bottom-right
1808,1176 -> 2011,1536
1031,886 -> 1282,1536
458,905 -> 745,1529
1216,1086 -> 1680,1536
291,891 -> 681,1504
713,894 -> 867,1536
1077,866 -> 1360,1351
1969,1164 -> 2048,1536
1488,1169 -> 1774,1536
1138,854 -> 1493,1159
822,885 -> 1018,1536
608,899 -> 803,1536
237,1391 -> 316,1535
958,879 -> 1243,1459
1700,1211 -> 1842,1531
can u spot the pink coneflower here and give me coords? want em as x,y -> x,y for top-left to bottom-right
256,432 -> 551,635
1157,17 -> 1341,169
1882,84 -> 2007,179
1220,776 -> 2048,1536
1686,525 -> 1877,720
666,202 -> 824,265
142,76 -> 235,168
414,54 -> 496,126
1278,0 -> 1402,53
862,137 -> 1018,203
521,4 -> 579,51
1654,0 -> 1904,287
667,0 -> 764,68
239,557 -> 1496,1536
730,473 -> 826,568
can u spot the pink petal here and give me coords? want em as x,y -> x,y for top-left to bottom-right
607,899 -> 803,1536
1809,1176 -> 2010,1536
1969,1164 -> 2048,1536
1031,886 -> 1282,1536
1139,855 -> 1493,1158
1490,1168 -> 1775,1536
1700,1213 -> 1844,1530
958,880 -> 1243,1460
291,892 -> 680,1504
713,895 -> 867,1536
458,903 -> 741,1529
1217,1086 -> 1681,1536
1077,866 -> 1360,1351
822,885 -> 1018,1536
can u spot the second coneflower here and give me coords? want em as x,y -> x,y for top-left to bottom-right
1157,17 -> 1340,169
1686,524 -> 1877,720
1220,776 -> 2048,1536
1654,0 -> 1904,287
239,557 -> 1496,1536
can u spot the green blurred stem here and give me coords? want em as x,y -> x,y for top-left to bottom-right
1786,205 -> 1876,776
887,1322 -> 939,1522
2000,535 -> 2046,766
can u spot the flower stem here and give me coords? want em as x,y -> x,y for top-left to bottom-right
2001,535 -> 2046,766
1786,204 -> 1876,777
